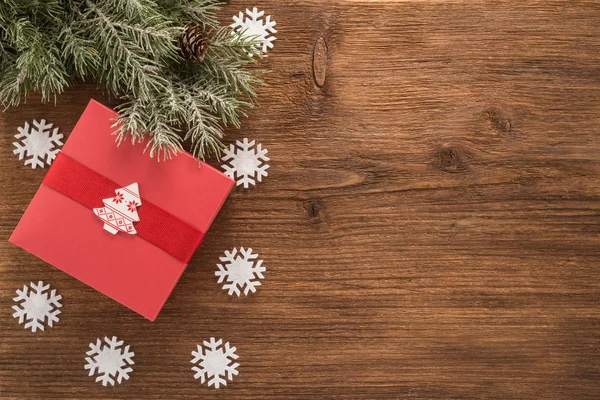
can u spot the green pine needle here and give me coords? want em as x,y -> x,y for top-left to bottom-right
0,0 -> 264,161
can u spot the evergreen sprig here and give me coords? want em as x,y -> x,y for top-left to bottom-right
0,0 -> 263,161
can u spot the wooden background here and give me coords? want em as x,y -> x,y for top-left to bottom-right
1,0 -> 600,398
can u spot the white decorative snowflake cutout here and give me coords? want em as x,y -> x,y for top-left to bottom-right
191,337 -> 239,388
221,138 -> 270,188
12,281 -> 62,332
13,119 -> 63,168
216,247 -> 266,296
231,7 -> 277,54
84,336 -> 135,386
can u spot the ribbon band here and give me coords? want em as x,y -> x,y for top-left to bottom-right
43,152 -> 204,263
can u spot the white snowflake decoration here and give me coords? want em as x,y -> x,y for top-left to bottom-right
13,119 -> 63,168
84,336 -> 135,386
191,337 -> 239,388
221,138 -> 270,188
12,281 -> 62,332
231,7 -> 277,54
216,247 -> 266,296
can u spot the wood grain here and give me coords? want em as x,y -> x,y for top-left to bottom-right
2,1 -> 600,399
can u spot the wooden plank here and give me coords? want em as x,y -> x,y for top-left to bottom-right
1,1 -> 600,398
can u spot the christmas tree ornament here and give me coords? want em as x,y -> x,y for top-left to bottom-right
10,100 -> 234,321
179,23 -> 211,61
13,119 -> 63,169
221,138 -> 270,188
85,336 -> 134,386
12,281 -> 62,332
216,247 -> 266,296
93,183 -> 141,235
231,7 -> 277,54
0,1 -> 266,161
191,337 -> 240,388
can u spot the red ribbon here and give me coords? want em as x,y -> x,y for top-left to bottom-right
43,152 -> 204,263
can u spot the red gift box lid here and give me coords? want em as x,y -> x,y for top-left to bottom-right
10,99 -> 234,321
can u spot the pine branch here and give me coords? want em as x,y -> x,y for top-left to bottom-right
0,17 -> 69,106
0,0 -> 266,162
160,0 -> 221,28
82,0 -> 173,100
58,24 -> 99,79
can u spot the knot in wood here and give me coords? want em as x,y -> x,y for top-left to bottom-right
484,107 -> 512,134
305,199 -> 324,224
434,146 -> 467,173
312,37 -> 328,88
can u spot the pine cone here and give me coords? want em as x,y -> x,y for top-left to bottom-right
179,23 -> 210,61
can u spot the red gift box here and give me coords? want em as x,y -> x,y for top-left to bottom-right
9,99 -> 234,321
